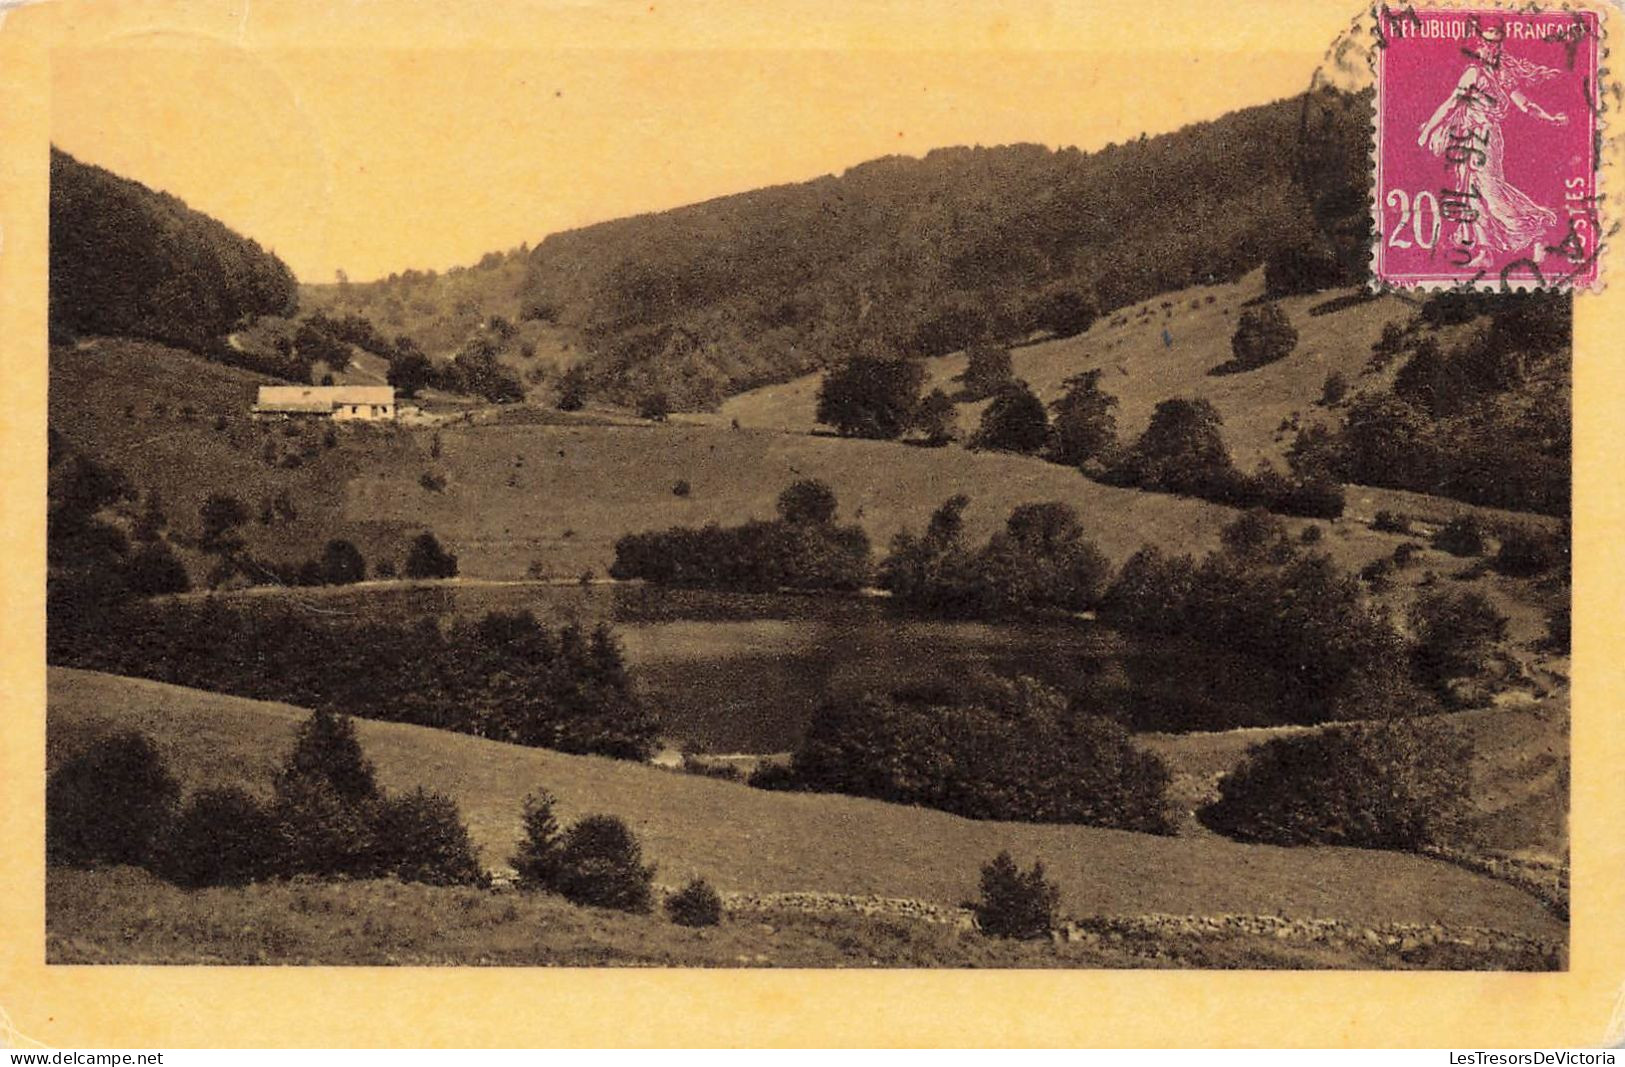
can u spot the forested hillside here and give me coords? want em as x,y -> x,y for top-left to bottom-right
299,249 -> 535,360
312,89 -> 1370,410
49,149 -> 299,352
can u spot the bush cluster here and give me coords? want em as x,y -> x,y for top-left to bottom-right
1432,516 -> 1487,557
48,453 -> 192,603
1200,720 -> 1470,850
1216,302 -> 1298,374
1289,295 -> 1570,517
1101,510 -> 1416,718
610,480 -> 871,593
405,531 -> 460,579
880,498 -> 1110,618
509,792 -> 655,913
1493,525 -> 1567,578
48,712 -> 486,890
446,337 -> 525,403
46,731 -> 180,868
161,786 -> 281,886
782,677 -> 1174,833
213,538 -> 372,591
816,357 -> 927,440
1372,510 -> 1411,534
1099,398 -> 1344,519
956,342 -> 1016,401
1408,588 -> 1508,694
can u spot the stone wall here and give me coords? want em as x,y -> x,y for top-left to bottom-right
674,886 -> 1563,961
1421,846 -> 1569,920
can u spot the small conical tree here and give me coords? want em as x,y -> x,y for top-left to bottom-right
666,877 -> 723,927
510,789 -> 565,890
282,708 -> 378,804
972,851 -> 1060,939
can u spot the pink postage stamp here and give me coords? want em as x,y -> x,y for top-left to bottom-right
1373,5 -> 1602,290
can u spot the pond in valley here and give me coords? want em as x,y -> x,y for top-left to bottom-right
264,583 -> 1294,753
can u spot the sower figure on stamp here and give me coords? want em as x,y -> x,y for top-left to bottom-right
1417,37 -> 1568,270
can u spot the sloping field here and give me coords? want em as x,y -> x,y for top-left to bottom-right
55,335 -> 1559,602
51,335 -> 1241,581
346,413 -> 1547,590
1143,699 -> 1569,861
49,339 -> 423,574
715,271 -> 1413,470
47,667 -> 1564,942
346,419 -> 1246,578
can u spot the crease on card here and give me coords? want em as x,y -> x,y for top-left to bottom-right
0,1004 -> 49,1050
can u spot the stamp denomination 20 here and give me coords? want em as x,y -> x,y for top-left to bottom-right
1374,6 -> 1601,290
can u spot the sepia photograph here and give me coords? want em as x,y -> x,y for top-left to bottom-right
16,0 -> 1602,1003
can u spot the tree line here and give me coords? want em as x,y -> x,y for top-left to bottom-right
49,600 -> 658,760
613,481 -> 1512,728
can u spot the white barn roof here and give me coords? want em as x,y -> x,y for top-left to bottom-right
255,385 -> 395,412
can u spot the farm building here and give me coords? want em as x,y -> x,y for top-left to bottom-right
253,385 -> 397,421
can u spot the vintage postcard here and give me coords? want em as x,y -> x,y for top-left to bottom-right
2,0 -> 1623,1048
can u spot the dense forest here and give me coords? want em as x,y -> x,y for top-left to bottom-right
315,89 -> 1370,409
49,149 -> 299,352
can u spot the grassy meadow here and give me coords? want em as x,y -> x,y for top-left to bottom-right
710,274 -> 1408,468
46,866 -> 1556,969
48,668 -> 1566,947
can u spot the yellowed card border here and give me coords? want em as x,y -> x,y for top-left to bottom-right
3,0 -> 1623,1048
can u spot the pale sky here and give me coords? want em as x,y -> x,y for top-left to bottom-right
47,1 -> 1349,282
